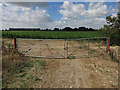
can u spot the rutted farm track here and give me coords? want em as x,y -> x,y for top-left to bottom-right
33,57 -> 118,88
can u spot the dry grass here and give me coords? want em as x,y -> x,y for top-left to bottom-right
109,46 -> 119,62
2,41 -> 27,88
2,41 -> 46,88
2,41 -> 25,71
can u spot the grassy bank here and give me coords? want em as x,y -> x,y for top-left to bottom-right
2,41 -> 46,88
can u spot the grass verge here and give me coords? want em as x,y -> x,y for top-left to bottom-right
2,41 -> 46,88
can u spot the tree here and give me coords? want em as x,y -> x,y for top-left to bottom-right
100,2 -> 120,45
53,28 -> 59,31
63,27 -> 72,31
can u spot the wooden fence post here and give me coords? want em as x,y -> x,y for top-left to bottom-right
14,38 -> 17,49
64,39 -> 65,59
88,38 -> 89,56
107,36 -> 110,53
66,39 -> 68,59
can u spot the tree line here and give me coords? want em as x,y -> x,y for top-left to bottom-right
3,27 -> 96,31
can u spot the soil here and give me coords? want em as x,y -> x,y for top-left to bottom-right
33,57 -> 118,88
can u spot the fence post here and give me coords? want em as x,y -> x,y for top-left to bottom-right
88,38 -> 89,56
64,39 -> 65,59
40,43 -> 41,57
66,39 -> 68,59
14,38 -> 17,49
106,36 -> 110,53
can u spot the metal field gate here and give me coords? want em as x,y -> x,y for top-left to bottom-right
16,39 -> 66,58
67,37 -> 109,59
16,37 -> 109,59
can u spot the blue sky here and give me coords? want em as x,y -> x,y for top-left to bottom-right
47,2 -> 118,21
1,1 -> 119,29
47,2 -> 63,21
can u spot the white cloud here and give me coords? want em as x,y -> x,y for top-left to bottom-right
48,17 -> 106,29
0,2 -> 2,30
59,2 -> 109,20
58,1 -> 117,29
96,18 -> 106,21
2,3 -> 52,29
59,1 -> 85,20
85,2 -> 108,18
2,2 -> 117,30
112,13 -> 117,17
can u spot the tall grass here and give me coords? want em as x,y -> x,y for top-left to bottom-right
2,31 -> 101,39
2,41 -> 47,88
2,41 -> 30,88
2,41 -> 24,70
109,50 -> 119,62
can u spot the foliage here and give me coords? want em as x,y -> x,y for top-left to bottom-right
2,42 -> 32,88
99,8 -> 120,45
5,26 -> 95,31
2,31 -> 101,39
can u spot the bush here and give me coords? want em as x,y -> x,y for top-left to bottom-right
99,28 -> 120,46
110,29 -> 120,46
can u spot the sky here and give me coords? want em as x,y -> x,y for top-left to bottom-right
0,1 -> 119,30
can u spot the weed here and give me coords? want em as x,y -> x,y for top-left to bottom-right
18,73 -> 26,78
102,67 -> 105,69
93,63 -> 97,67
20,84 -> 28,88
84,64 -> 87,67
98,65 -> 100,67
89,65 -> 92,67
34,76 -> 40,82
52,60 -> 54,62
36,60 -> 46,69
27,75 -> 34,80
98,68 -> 102,72
112,83 -> 115,87
20,80 -> 25,83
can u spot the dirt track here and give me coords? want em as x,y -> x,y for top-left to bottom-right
33,56 -> 118,88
